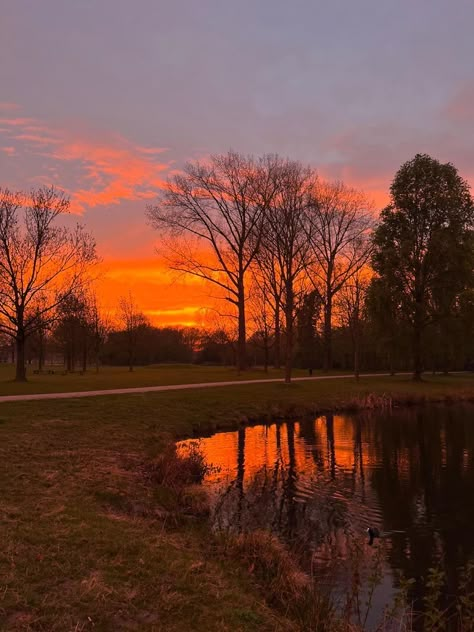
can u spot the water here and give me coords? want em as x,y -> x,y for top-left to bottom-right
178,403 -> 474,629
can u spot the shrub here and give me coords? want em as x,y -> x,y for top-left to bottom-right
146,440 -> 214,491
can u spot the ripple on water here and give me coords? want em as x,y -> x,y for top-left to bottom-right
178,404 -> 474,625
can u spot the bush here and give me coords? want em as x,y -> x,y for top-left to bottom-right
145,440 -> 216,491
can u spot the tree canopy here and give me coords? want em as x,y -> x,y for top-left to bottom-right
371,153 -> 474,380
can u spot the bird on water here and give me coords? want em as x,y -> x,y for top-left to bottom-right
367,527 -> 380,545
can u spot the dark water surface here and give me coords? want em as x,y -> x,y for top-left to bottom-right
178,404 -> 474,628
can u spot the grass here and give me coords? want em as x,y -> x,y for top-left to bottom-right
2,374 -> 474,630
0,362 -> 386,396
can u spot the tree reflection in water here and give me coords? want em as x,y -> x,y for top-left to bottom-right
181,404 -> 474,627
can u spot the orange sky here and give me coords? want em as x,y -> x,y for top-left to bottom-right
95,258 -> 212,326
0,106 -> 394,327
2,105 -> 473,328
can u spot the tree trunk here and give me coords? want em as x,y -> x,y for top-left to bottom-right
354,342 -> 360,381
413,309 -> 423,381
237,278 -> 246,372
323,297 -> 332,372
71,338 -> 76,372
353,319 -> 360,381
442,343 -> 450,375
82,342 -> 87,373
284,282 -> 293,384
388,346 -> 395,376
263,333 -> 269,373
274,304 -> 281,369
15,332 -> 27,382
66,346 -> 73,372
38,334 -> 44,372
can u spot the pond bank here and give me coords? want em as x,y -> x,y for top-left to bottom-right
183,374 -> 474,438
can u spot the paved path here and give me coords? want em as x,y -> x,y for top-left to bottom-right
0,372 -> 408,403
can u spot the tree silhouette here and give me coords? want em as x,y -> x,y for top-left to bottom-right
372,154 -> 474,380
0,186 -> 97,381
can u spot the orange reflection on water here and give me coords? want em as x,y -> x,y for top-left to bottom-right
192,414 -> 374,487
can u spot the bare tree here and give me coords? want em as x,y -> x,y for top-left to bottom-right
54,290 -> 89,372
118,293 -> 148,372
252,239 -> 284,369
147,151 -> 277,372
260,158 -> 315,383
307,180 -> 374,371
29,303 -> 49,371
338,272 -> 370,380
0,187 -> 97,381
86,293 -> 112,373
248,273 -> 275,372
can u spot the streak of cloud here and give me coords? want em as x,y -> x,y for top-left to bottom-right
0,109 -> 170,213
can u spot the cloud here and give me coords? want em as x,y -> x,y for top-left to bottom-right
0,117 -> 41,128
51,136 -> 169,212
13,133 -> 60,145
0,109 -> 170,213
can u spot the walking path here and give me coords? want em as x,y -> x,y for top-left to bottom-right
0,372 -> 408,403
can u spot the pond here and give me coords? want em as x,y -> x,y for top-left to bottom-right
178,403 -> 474,630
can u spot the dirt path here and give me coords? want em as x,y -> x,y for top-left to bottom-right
0,372 -> 406,403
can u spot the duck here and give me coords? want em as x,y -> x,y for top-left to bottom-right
366,527 -> 380,545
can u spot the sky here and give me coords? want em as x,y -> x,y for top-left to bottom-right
1,0 -> 474,325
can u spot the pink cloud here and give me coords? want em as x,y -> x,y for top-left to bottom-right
0,117 -> 38,127
50,135 -> 169,212
0,111 -> 170,214
13,133 -> 60,145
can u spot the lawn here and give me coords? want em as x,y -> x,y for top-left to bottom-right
2,374 -> 474,630
0,362 -> 380,396
0,363 -> 302,396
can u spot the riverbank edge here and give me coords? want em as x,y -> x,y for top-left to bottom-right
184,388 -> 474,440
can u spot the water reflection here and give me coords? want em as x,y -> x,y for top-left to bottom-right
178,404 -> 474,626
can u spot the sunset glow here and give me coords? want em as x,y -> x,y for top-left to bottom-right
2,2 -> 474,326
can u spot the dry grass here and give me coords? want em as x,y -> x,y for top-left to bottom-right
0,412 -> 295,631
2,375 -> 474,629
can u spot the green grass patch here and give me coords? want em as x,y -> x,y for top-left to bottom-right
0,362 -> 388,396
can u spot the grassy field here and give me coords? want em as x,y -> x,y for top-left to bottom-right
2,375 -> 474,630
0,363 -> 329,396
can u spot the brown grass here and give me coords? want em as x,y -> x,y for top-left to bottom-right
2,374 -> 474,630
